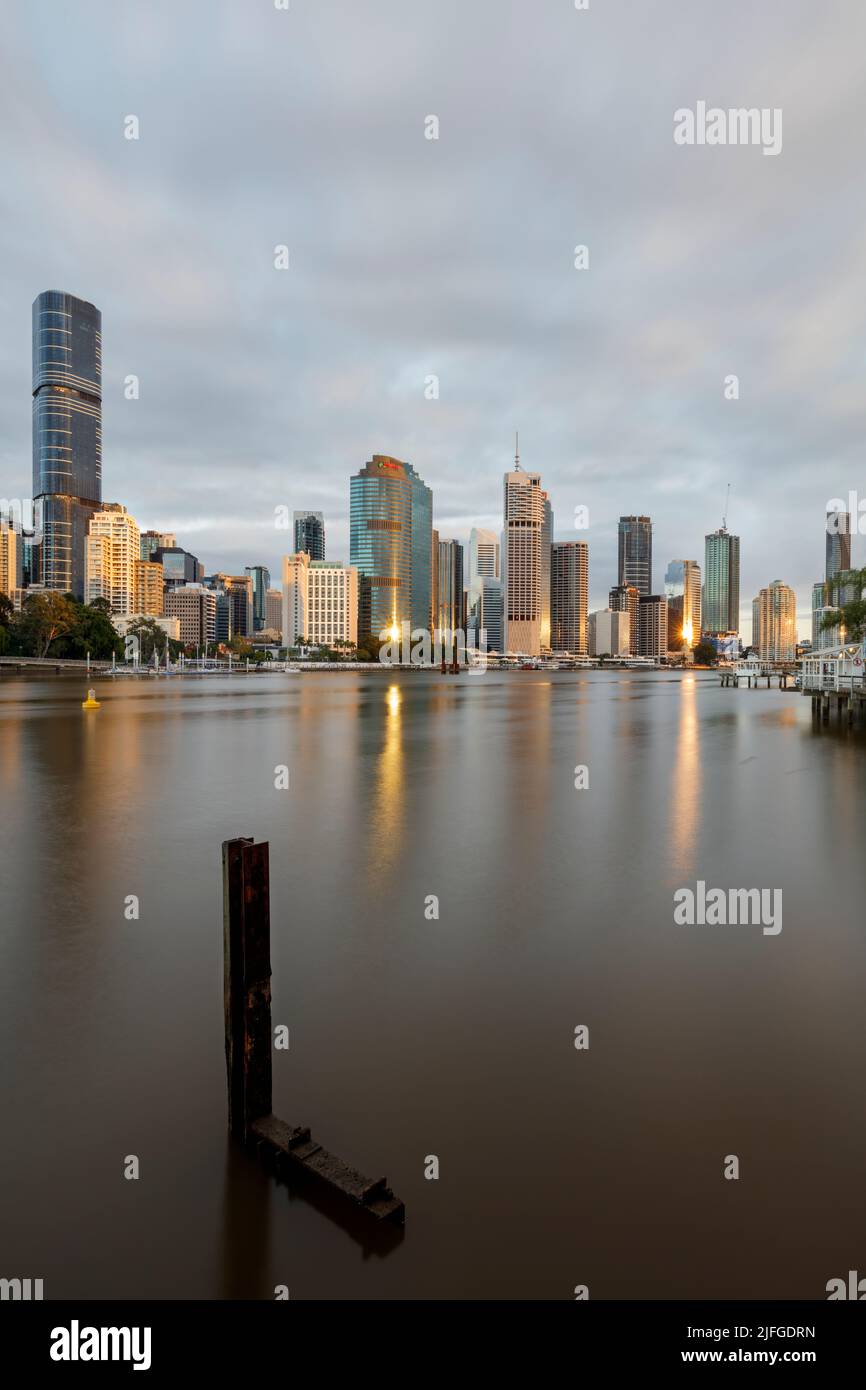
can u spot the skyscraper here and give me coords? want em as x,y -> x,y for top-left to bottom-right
349,455 -> 432,640
551,542 -> 589,654
664,560 -> 702,648
703,527 -> 740,635
757,580 -> 797,661
638,595 -> 668,658
618,516 -> 652,595
293,511 -> 325,561
245,565 -> 271,631
503,444 -> 545,656
140,530 -> 176,562
467,527 -> 503,652
609,583 -> 640,655
436,539 -> 464,635
826,510 -> 851,583
0,519 -> 17,600
32,290 -> 102,598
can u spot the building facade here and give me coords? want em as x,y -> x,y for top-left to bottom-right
618,516 -> 652,595
638,594 -> 668,658
349,455 -> 432,640
265,588 -> 282,634
307,561 -> 358,647
609,583 -> 640,656
503,465 -> 545,655
164,584 -> 217,647
293,511 -> 325,561
588,608 -> 630,658
757,579 -> 797,661
134,560 -> 165,616
84,504 -> 140,614
664,559 -> 702,649
436,539 -> 464,636
245,565 -> 271,631
0,520 -> 18,599
140,530 -> 176,562
32,290 -> 102,598
154,546 -> 200,588
703,527 -> 740,635
550,541 -> 588,654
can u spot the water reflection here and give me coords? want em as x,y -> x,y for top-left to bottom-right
669,676 -> 701,878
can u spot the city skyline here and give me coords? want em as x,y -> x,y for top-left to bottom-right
2,2 -> 864,640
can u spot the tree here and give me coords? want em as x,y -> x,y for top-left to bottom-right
16,592 -> 77,657
124,616 -> 182,662
692,640 -> 718,666
821,568 -> 866,643
55,600 -> 124,660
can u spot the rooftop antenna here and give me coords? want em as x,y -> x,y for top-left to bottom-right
722,482 -> 731,530
514,430 -> 520,470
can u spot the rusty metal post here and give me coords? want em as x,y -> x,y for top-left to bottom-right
223,837 -> 272,1140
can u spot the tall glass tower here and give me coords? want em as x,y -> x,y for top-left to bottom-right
703,527 -> 740,635
245,565 -> 271,630
618,516 -> 652,595
32,290 -> 102,598
349,456 -> 432,639
293,511 -> 325,561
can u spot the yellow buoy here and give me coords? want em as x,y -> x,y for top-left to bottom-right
82,688 -> 101,710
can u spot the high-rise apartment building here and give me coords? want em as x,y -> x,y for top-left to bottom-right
618,516 -> 652,595
664,560 -> 702,648
436,539 -> 464,635
32,290 -> 102,598
703,527 -> 740,635
757,580 -> 797,661
134,560 -> 164,616
550,541 -> 588,654
0,519 -> 18,599
503,456 -> 546,656
609,583 -> 640,655
164,584 -> 217,647
293,511 -> 325,561
84,504 -> 140,615
281,551 -> 310,646
638,594 -> 668,658
349,455 -> 432,640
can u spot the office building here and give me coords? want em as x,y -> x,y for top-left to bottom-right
550,541 -> 589,654
618,516 -> 652,595
155,546 -> 200,588
265,588 -> 282,634
588,608 -> 630,658
349,455 -> 432,640
756,580 -> 797,661
664,560 -> 702,648
84,504 -> 140,615
245,566 -> 271,631
281,551 -> 310,647
468,527 -> 500,580
638,594 -> 668,658
437,538 -> 464,635
294,511 -> 325,561
503,452 -> 546,655
32,290 -> 102,598
307,561 -> 358,647
609,583 -> 640,655
540,492 -> 553,649
140,530 -> 176,562
704,527 -> 740,635
164,584 -> 217,647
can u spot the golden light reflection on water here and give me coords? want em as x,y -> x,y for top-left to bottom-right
669,676 -> 700,877
366,683 -> 404,881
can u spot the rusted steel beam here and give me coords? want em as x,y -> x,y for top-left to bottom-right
223,837 -> 273,1140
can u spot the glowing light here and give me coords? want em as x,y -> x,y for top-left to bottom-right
386,685 -> 401,714
682,620 -> 693,645
388,622 -> 400,642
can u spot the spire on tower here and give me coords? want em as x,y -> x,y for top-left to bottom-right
514,430 -> 520,470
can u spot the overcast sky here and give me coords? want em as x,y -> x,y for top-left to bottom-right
2,0 -> 865,638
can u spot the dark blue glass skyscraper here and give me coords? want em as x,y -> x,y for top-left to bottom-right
32,290 -> 102,598
349,456 -> 432,639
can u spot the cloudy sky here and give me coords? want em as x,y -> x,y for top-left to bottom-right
2,0 -> 865,637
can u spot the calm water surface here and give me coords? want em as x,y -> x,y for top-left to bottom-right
1,669 -> 864,1299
